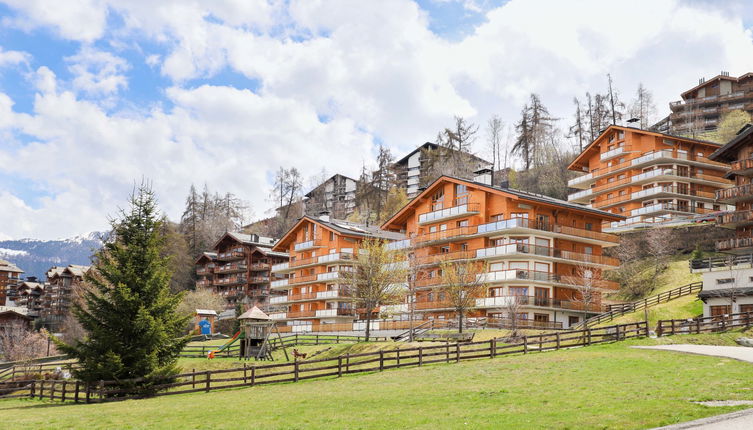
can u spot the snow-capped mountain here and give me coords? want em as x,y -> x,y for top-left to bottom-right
0,232 -> 105,279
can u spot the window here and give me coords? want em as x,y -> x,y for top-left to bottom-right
619,190 -> 627,196
440,224 -> 447,231
490,213 -> 504,222
457,219 -> 469,228
618,207 -> 626,213
533,313 -> 550,323
740,304 -> 753,313
512,212 -> 529,219
455,184 -> 468,204
509,287 -> 528,296
584,246 -> 593,255
714,204 -> 721,211
617,130 -> 624,139
329,231 -> 335,241
432,189 -> 445,210
710,305 -> 731,318
429,226 -> 437,233
489,287 -> 504,297
459,243 -> 468,251
440,246 -> 450,254
568,316 -> 580,326
607,193 -> 613,199
617,174 -> 626,180
717,278 -> 734,284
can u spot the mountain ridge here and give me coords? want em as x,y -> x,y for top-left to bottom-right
0,232 -> 105,279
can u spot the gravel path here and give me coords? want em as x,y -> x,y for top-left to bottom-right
632,344 -> 753,363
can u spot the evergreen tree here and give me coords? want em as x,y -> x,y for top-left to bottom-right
58,183 -> 189,395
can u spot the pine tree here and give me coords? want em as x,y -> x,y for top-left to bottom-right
57,183 -> 189,395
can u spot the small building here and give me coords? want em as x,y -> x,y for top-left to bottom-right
0,308 -> 33,333
238,306 -> 274,360
0,259 -> 24,306
195,309 -> 217,335
304,174 -> 359,220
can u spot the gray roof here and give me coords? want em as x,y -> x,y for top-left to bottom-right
709,123 -> 753,163
394,142 -> 491,166
699,287 -> 753,299
316,216 -> 406,241
0,259 -> 23,273
448,176 -> 625,219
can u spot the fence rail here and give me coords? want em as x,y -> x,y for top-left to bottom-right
656,311 -> 753,336
577,282 -> 703,328
0,322 -> 647,403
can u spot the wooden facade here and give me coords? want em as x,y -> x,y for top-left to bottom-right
270,215 -> 404,332
0,259 -> 23,306
381,175 -> 623,329
195,232 -> 288,310
40,265 -> 90,331
568,125 -> 733,232
669,72 -> 753,134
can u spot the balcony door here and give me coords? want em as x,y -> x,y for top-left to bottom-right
677,199 -> 689,212
535,214 -> 550,230
534,237 -> 550,256
534,287 -> 549,307
534,262 -> 550,281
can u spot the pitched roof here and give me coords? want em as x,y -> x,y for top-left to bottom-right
238,306 -> 270,320
195,309 -> 218,316
568,124 -> 723,172
272,215 -> 406,252
212,231 -> 278,250
382,175 -> 624,229
0,259 -> 23,273
394,141 -> 491,166
304,173 -> 358,198
708,123 -> 753,163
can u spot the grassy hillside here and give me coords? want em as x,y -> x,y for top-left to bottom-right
3,340 -> 753,429
600,255 -> 703,327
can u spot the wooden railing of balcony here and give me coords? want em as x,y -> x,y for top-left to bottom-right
716,183 -> 753,202
248,263 -> 271,270
414,243 -> 618,267
215,263 -> 247,274
716,236 -> 753,252
287,274 -> 319,286
731,158 -> 753,173
718,209 -> 753,226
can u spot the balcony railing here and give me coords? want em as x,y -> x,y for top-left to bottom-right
716,236 -> 753,252
217,249 -> 246,261
731,158 -> 753,173
594,186 -> 716,209
196,267 -> 213,275
386,239 -> 412,251
294,237 -> 323,252
315,308 -> 356,317
271,279 -> 289,288
271,262 -> 289,272
413,225 -> 476,245
628,202 -> 710,218
248,263 -> 270,271
478,269 -> 619,290
248,276 -> 270,283
718,210 -> 753,226
418,201 -> 480,224
214,276 -> 247,286
567,172 -> 593,188
568,188 -> 593,201
716,183 -> 753,203
600,146 -> 628,161
478,217 -> 619,244
474,243 -> 619,267
475,295 -> 603,312
215,263 -> 247,274
317,252 -> 354,264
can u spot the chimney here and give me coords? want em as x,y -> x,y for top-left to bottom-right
626,117 -> 640,129
473,167 -> 493,185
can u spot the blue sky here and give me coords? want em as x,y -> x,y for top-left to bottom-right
0,0 -> 752,240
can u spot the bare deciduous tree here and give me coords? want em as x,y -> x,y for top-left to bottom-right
344,238 -> 409,341
628,83 -> 657,129
438,260 -> 487,333
501,294 -> 524,339
0,323 -> 55,362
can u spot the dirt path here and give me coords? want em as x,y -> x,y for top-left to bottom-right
632,344 -> 753,363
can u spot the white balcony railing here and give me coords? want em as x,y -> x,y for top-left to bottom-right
418,203 -> 478,224
475,297 -> 515,307
567,172 -> 593,187
269,296 -> 288,304
600,146 -> 626,161
386,239 -> 412,251
318,252 -> 353,264
271,262 -> 289,273
316,290 -> 344,299
269,312 -> 287,319
271,279 -> 289,288
568,188 -> 593,201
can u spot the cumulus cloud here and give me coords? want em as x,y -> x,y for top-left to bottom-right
0,46 -> 30,68
1,0 -> 753,239
66,46 -> 130,96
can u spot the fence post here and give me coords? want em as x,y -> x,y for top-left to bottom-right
61,380 -> 67,402
586,329 -> 592,346
490,339 -> 496,358
697,319 -> 701,334
251,366 -> 256,386
74,381 -> 80,404
419,347 -> 423,366
205,371 -> 210,393
85,382 -> 91,404
456,343 -> 460,362
243,364 -> 247,384
30,380 -> 36,399
294,361 -> 299,382
379,351 -> 384,371
338,356 -> 343,377
523,336 -> 528,354
396,349 -> 401,367
644,321 -> 649,337
556,332 -> 560,350
671,319 -> 675,335
98,380 -> 104,402
50,380 -> 56,401
316,334 -> 320,345
446,344 -> 450,363
192,369 -> 196,389
346,354 -> 350,373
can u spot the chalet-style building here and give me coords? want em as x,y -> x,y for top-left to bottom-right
8,279 -> 44,318
40,265 -> 90,331
0,308 -> 32,333
270,215 -> 405,332
381,173 -> 623,329
195,232 -> 289,310
691,124 -> 753,317
393,142 -> 492,198
0,259 -> 23,306
303,174 -> 359,219
567,125 -> 733,232
667,72 -> 753,135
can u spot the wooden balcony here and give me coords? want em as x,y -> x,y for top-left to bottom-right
215,263 -> 247,274
196,267 -> 213,275
216,249 -> 246,261
248,263 -> 271,271
214,276 -> 248,286
417,201 -> 480,225
716,236 -> 753,252
716,183 -> 753,204
730,158 -> 753,176
718,210 -> 753,228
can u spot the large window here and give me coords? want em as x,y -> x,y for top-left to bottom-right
432,188 -> 445,210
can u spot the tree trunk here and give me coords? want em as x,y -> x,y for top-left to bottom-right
458,310 -> 463,334
365,307 -> 373,342
408,290 -> 415,342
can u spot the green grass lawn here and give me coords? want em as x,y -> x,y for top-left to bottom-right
3,339 -> 753,429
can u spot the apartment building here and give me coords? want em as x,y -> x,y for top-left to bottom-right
195,232 -> 288,310
269,215 -> 405,332
380,172 -> 623,329
8,279 -> 44,318
691,124 -> 753,317
0,259 -> 23,306
303,174 -> 358,219
567,125 -> 733,232
393,142 -> 492,198
668,72 -> 753,135
40,265 -> 90,331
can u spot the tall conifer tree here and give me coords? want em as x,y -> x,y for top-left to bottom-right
58,182 -> 189,394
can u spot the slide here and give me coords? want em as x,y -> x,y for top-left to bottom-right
207,331 -> 241,359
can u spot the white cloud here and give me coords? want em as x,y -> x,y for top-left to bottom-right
66,46 -> 130,96
1,0 -> 109,42
0,46 -> 30,68
1,0 -> 753,240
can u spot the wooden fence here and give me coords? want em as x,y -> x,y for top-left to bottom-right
578,282 -> 703,328
0,322 -> 647,403
0,360 -> 78,382
656,311 -> 753,336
